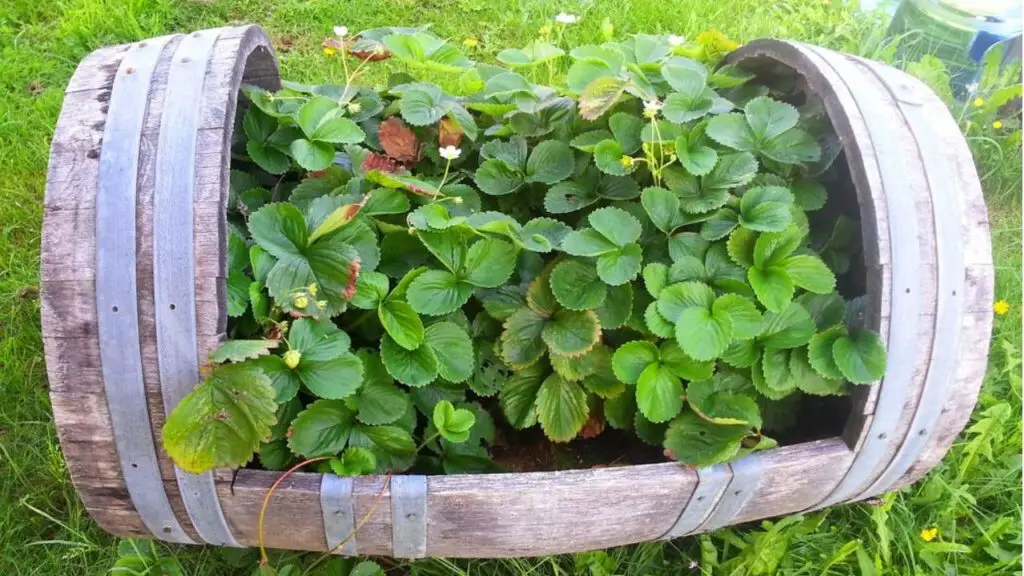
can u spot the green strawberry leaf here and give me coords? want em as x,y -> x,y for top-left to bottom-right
287,399 -> 356,458
636,363 -> 684,423
748,265 -> 794,313
612,340 -> 659,385
833,329 -> 887,384
780,254 -> 836,294
589,206 -> 642,247
350,271 -> 390,310
500,307 -> 548,368
594,139 -> 635,176
536,374 -> 590,442
463,238 -> 518,287
705,112 -> 756,151
759,302 -> 816,349
596,244 -> 643,286
347,352 -> 410,425
712,294 -> 763,340
378,299 -> 425,350
406,269 -> 474,316
380,334 -> 439,387
789,347 -> 844,396
210,340 -> 280,364
675,305 -> 734,361
561,228 -> 619,256
609,112 -> 644,154
424,322 -> 475,383
739,186 -> 794,232
641,187 -> 688,234
399,84 -> 453,126
432,400 -> 477,443
744,96 -> 799,141
687,378 -> 761,427
664,411 -> 748,467
329,446 -> 378,477
474,159 -> 525,196
701,151 -> 759,190
578,76 -> 628,120
657,281 -> 714,323
808,325 -> 848,380
525,140 -> 574,184
163,363 -> 277,473
659,340 -> 715,381
595,283 -> 633,329
701,208 -> 739,241
519,218 -> 572,253
499,364 -> 545,428
642,263 -> 670,298
550,259 -> 608,310
541,309 -> 601,356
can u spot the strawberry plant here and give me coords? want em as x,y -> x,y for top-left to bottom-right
161,24 -> 887,478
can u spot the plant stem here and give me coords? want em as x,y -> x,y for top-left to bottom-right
257,457 -> 331,566
346,309 -> 376,330
416,431 -> 441,452
300,474 -> 392,576
436,157 -> 453,198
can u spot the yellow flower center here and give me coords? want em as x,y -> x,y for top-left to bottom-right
619,155 -> 635,168
323,47 -> 337,56
920,528 -> 939,542
973,97 -> 985,107
293,294 -> 310,309
283,349 -> 302,369
992,120 -> 1003,129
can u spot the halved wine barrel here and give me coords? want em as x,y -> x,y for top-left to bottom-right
41,28 -> 993,556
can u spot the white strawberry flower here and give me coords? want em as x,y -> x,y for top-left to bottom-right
643,99 -> 663,118
439,145 -> 462,160
333,25 -> 348,37
668,34 -> 685,47
555,12 -> 578,25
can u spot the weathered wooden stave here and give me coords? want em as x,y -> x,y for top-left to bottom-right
41,30 -> 992,556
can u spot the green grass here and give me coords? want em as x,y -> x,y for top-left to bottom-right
0,1 -> 1019,574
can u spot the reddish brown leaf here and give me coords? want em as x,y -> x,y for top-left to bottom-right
342,260 -> 361,301
361,152 -> 402,174
350,47 -> 391,62
578,412 -> 605,439
438,117 -> 464,148
378,117 -> 421,163
322,37 -> 345,52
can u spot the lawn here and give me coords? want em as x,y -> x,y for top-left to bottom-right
0,0 -> 1020,574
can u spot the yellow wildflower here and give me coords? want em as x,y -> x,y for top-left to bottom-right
994,300 -> 1010,316
920,527 -> 939,542
993,120 -> 1003,129
323,47 -> 337,56
539,24 -> 552,36
619,156 -> 635,168
308,283 -> 319,296
973,97 -> 985,108
463,37 -> 479,48
293,294 -> 310,309
283,349 -> 302,369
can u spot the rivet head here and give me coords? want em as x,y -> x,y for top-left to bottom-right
406,513 -> 416,520
181,56 -> 191,63
125,67 -> 135,75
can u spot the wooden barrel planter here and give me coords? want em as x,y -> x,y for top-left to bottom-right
42,26 -> 993,556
